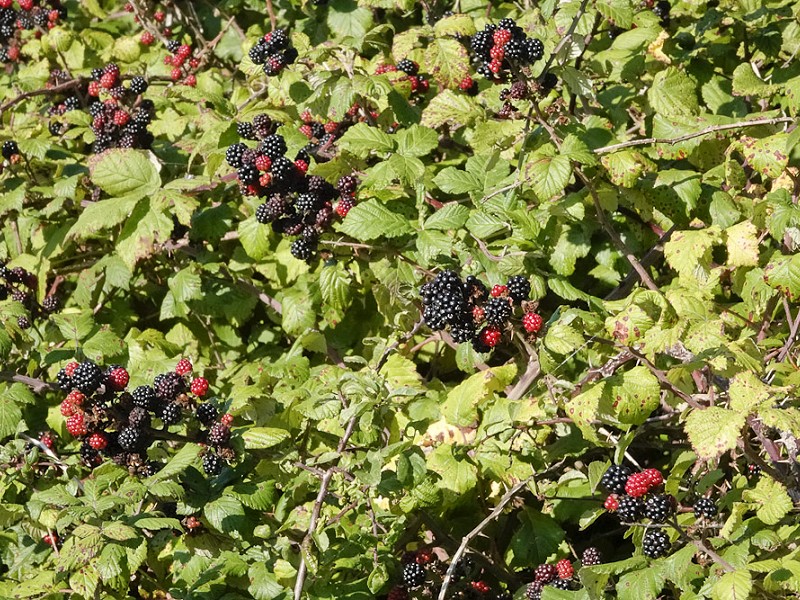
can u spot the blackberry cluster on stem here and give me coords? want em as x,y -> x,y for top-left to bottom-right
0,261 -> 61,328
163,39 -> 202,86
248,28 -> 298,76
55,357 -> 234,477
298,104 -> 391,163
227,116 -> 360,262
468,18 -> 543,82
421,271 -> 542,353
0,0 -> 67,65
46,65 -> 155,153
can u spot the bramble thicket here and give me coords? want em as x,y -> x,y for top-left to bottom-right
1,0 -> 800,599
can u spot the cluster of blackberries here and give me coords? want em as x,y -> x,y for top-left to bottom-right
298,103 -> 397,162
375,58 -> 430,97
0,261 -> 60,329
524,559 -> 575,599
56,358 -> 234,477
125,3 -> 180,48
386,551 -> 511,600
468,18 -> 543,81
421,271 -> 543,353
0,0 -> 66,64
226,117 -> 360,261
46,64 -> 155,152
248,28 -> 297,76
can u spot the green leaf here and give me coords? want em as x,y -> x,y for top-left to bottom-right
424,37 -> 470,89
395,124 -> 439,157
433,167 -> 482,195
241,427 -> 291,449
433,14 -> 476,37
596,0 -> 634,29
607,366 -> 660,426
424,203 -> 470,230
525,144 -> 572,201
617,564 -> 667,600
338,199 -> 413,240
764,253 -> 800,300
147,443 -> 201,482
732,63 -> 782,97
337,122 -> 395,157
743,476 -> 793,525
0,386 -> 23,440
88,149 -> 161,200
685,407 -> 746,461
421,90 -> 483,130
327,0 -> 373,39
442,365 -> 516,427
319,263 -> 352,311
738,134 -> 789,179
712,570 -> 753,600
647,67 -> 699,117
204,495 -> 247,534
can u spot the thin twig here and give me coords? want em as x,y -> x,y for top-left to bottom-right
0,79 -> 84,114
541,0 -> 590,74
0,372 -> 56,394
266,0 -> 277,31
437,475 -> 535,600
594,116 -> 794,155
375,319 -> 423,372
294,413 -> 358,600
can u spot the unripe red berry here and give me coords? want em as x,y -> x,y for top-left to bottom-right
184,74 -> 197,87
175,358 -> 193,376
604,494 -> 619,512
88,432 -> 108,450
190,377 -> 209,397
556,559 -> 574,579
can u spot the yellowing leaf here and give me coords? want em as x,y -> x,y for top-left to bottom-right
726,221 -> 760,267
685,406 -> 745,460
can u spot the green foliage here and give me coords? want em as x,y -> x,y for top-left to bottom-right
1,0 -> 800,599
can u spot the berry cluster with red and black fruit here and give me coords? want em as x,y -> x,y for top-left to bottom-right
226,115 -> 360,262
468,18 -> 543,82
600,464 -> 719,559
0,261 -> 61,329
1,138 -> 21,176
386,550 -> 511,599
0,0 -> 66,64
55,357 -> 235,477
524,549 -> 602,599
163,38 -> 201,86
247,27 -> 297,76
46,64 -> 155,152
421,271 -> 544,354
375,58 -> 430,98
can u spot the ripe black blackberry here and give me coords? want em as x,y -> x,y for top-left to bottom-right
484,297 -> 511,327
497,17 -> 516,29
524,39 -> 544,62
207,423 -> 231,447
644,494 -> 674,523
128,76 -> 147,95
549,579 -> 571,590
17,316 -> 30,329
237,121 -> 257,140
582,547 -> 602,566
160,402 -> 182,425
471,30 -> 492,57
195,403 -> 218,425
72,361 -> 104,395
600,464 -> 631,494
154,372 -> 185,401
237,164 -> 259,184
42,294 -> 60,313
267,28 -> 289,51
203,452 -> 223,475
249,43 -> 269,64
617,496 -> 644,522
506,275 -> 531,303
450,319 -> 476,344
337,174 -> 358,195
166,40 -> 180,53
642,529 -> 670,558
693,498 -> 718,519
653,1 -> 671,24
132,385 -> 156,409
463,275 -> 488,305
2,140 -> 19,159
504,39 -> 524,60
290,238 -> 316,261
80,442 -> 100,465
295,193 -> 321,214
118,426 -> 142,451
225,143 -> 247,168
308,175 -> 337,200
91,68 -> 103,80
128,406 -> 151,429
141,461 -> 160,477
260,134 -> 287,159
270,156 -> 296,182
396,58 -> 418,75
56,368 -> 72,391
0,285 -> 6,301
402,562 -> 425,588
64,96 -> 80,111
